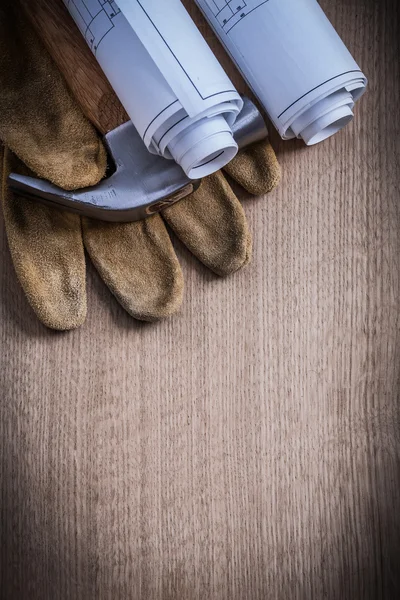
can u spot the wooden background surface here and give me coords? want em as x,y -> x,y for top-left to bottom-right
1,0 -> 399,598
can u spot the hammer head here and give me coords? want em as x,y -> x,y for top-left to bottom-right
8,97 -> 268,222
9,121 -> 198,222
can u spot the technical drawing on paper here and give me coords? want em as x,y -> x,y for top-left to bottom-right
64,0 -> 121,54
204,0 -> 270,33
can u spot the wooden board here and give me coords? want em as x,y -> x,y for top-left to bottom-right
1,1 -> 400,598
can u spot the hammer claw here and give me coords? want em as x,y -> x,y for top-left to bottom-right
7,98 -> 268,222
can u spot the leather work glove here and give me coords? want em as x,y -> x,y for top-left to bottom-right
0,1 -> 280,331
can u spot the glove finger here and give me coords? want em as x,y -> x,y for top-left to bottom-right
82,215 -> 184,322
162,171 -> 252,276
0,0 -> 106,190
223,139 -> 281,196
1,149 -> 86,330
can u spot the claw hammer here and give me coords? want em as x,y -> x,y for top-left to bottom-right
9,0 -> 268,222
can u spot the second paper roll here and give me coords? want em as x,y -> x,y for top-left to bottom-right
195,0 -> 367,145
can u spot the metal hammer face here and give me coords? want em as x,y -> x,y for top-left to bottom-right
8,98 -> 268,222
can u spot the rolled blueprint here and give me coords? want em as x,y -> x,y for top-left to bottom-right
63,0 -> 243,178
195,0 -> 368,145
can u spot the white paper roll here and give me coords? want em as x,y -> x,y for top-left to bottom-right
62,0 -> 243,178
195,0 -> 367,145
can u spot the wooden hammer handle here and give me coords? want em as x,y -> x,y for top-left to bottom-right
20,0 -> 129,134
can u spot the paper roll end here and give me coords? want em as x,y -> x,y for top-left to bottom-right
167,116 -> 238,179
300,105 -> 354,145
291,90 -> 355,146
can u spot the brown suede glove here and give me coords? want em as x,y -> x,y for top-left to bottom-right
0,0 -> 280,331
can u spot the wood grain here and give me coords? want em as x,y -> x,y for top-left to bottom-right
21,0 -> 129,133
1,1 -> 400,599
